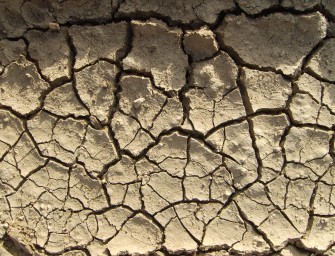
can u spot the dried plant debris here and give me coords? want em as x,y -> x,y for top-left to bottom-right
0,1 -> 334,255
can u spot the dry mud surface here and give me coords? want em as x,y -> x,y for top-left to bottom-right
0,0 -> 335,255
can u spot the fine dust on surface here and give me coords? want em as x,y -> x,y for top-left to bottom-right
0,0 -> 335,255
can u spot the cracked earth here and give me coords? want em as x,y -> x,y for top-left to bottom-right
0,0 -> 335,255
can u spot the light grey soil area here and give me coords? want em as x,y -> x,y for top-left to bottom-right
0,0 -> 335,255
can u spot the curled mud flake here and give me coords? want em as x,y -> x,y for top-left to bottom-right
107,213 -> 163,255
307,38 -> 335,82
0,109 -> 24,156
0,57 -> 50,115
241,68 -> 292,111
236,0 -> 279,14
284,126 -> 332,163
203,202 -> 246,249
77,126 -> 118,177
281,0 -> 320,11
0,39 -> 26,67
301,216 -> 335,252
187,52 -> 245,134
75,61 -> 119,125
26,29 -> 71,83
290,73 -> 335,128
251,114 -> 289,179
0,1 -> 27,38
183,26 -> 219,61
147,131 -> 188,178
117,0 -> 235,24
207,121 -> 258,189
43,82 -> 89,118
217,12 -> 327,76
142,172 -> 183,214
123,20 -> 188,91
69,165 -> 109,211
69,22 -> 128,69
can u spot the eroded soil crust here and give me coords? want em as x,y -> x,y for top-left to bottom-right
0,0 -> 335,255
